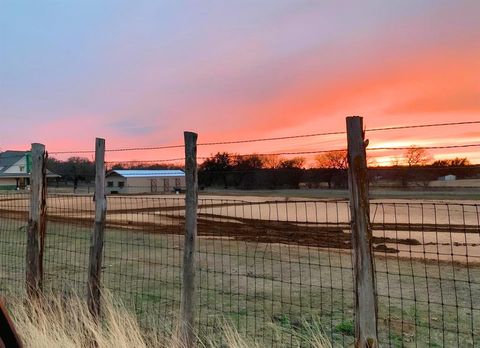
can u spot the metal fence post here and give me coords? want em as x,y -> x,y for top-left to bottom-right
346,116 -> 378,348
181,131 -> 198,348
26,143 -> 47,297
87,138 -> 107,317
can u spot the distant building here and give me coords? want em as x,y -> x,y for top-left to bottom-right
105,170 -> 186,194
0,151 -> 60,190
438,174 -> 456,181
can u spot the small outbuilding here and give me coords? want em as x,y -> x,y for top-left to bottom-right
105,170 -> 185,194
438,174 -> 456,181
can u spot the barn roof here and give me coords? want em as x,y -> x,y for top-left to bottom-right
107,170 -> 185,178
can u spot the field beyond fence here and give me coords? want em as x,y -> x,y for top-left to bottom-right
2,118 -> 480,347
1,193 -> 479,347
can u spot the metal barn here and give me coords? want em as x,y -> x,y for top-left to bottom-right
105,170 -> 185,194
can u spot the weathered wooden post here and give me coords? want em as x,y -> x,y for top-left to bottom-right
87,138 -> 107,317
346,116 -> 378,348
181,131 -> 198,348
26,143 -> 47,297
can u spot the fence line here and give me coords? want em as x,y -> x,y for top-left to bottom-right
1,195 -> 479,345
0,116 -> 479,346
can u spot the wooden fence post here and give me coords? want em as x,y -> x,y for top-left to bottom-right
181,131 -> 198,348
346,116 -> 378,348
87,138 -> 107,317
26,143 -> 47,297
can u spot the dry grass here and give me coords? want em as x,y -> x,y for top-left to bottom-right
6,292 -> 330,348
8,292 -> 162,348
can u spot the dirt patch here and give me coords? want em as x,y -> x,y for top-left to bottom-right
0,196 -> 478,263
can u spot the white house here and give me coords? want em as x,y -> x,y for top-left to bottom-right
105,170 -> 186,194
0,151 -> 59,190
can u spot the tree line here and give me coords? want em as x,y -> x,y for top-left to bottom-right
46,146 -> 478,190
198,148 -> 478,189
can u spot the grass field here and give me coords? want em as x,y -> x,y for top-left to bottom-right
0,193 -> 479,347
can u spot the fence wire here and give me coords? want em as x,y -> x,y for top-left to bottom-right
371,202 -> 480,347
194,199 -> 354,346
0,193 -> 479,347
0,193 -> 28,295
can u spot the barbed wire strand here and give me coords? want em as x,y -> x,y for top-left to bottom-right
15,120 -> 480,155
368,143 -> 480,151
367,120 -> 480,132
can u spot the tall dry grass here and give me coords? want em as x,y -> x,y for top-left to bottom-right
7,292 -> 161,348
6,292 -> 330,348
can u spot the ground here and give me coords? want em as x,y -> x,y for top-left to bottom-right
0,191 -> 479,347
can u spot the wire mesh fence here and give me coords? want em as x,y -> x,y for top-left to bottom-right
1,192 -> 479,346
194,199 -> 354,346
372,202 -> 480,347
0,193 -> 28,294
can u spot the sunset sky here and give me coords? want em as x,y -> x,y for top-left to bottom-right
1,1 -> 479,165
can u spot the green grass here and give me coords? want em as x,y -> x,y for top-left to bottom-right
1,217 -> 479,347
334,320 -> 354,336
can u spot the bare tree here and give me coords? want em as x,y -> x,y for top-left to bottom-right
313,150 -> 348,188
398,146 -> 433,188
403,146 -> 432,166
262,154 -> 282,169
314,150 -> 348,169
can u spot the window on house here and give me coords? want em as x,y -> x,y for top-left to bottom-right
19,165 -> 25,172
107,181 -> 114,187
118,181 -> 125,188
175,178 -> 181,187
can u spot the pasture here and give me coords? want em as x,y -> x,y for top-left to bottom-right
0,193 -> 479,347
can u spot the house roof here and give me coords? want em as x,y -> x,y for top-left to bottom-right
107,170 -> 185,178
0,150 -> 61,178
0,151 -> 27,174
